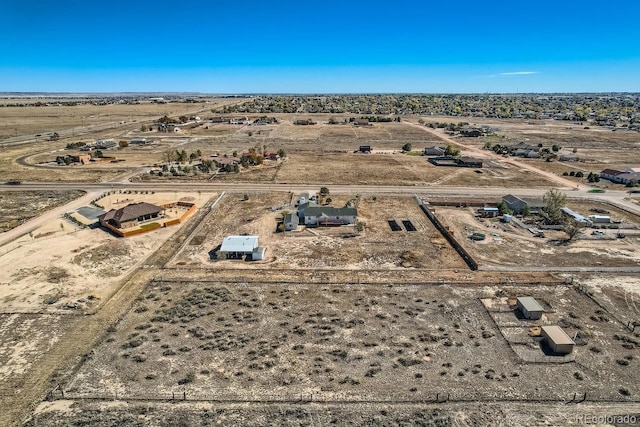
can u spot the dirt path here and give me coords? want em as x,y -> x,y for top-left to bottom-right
0,190 -> 101,248
403,121 -> 582,190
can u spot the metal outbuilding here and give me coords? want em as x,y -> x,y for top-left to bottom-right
516,296 -> 544,320
220,235 -> 259,259
541,325 -> 575,354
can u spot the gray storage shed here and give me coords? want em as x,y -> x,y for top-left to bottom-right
516,296 -> 544,320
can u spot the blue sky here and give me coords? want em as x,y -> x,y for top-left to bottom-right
1,0 -> 639,93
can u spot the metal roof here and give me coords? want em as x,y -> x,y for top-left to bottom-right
304,206 -> 358,218
517,296 -> 543,313
541,326 -> 575,345
220,236 -> 259,253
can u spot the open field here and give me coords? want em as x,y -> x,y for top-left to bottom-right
23,400 -> 640,426
0,190 -> 83,232
0,99 -> 234,140
0,191 -> 214,313
170,193 -> 467,270
57,281 -> 639,405
0,314 -> 81,399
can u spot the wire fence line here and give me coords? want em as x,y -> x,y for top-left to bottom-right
45,387 -> 639,405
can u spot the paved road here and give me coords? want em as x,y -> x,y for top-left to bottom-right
2,181 -> 639,248
1,116 -> 640,247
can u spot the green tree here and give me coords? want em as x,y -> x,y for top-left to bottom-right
497,201 -> 512,215
402,143 -> 412,152
320,187 -> 330,196
445,144 -> 460,156
278,148 -> 286,158
542,189 -> 567,225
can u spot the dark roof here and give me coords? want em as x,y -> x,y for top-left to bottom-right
304,206 -> 358,217
600,168 -> 623,176
99,202 -> 163,223
502,194 -> 529,211
298,201 -> 320,209
458,156 -> 483,164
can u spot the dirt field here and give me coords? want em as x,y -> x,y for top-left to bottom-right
0,192 -> 214,313
417,116 -> 640,181
0,190 -> 83,232
56,281 -> 639,406
434,204 -> 640,269
22,399 -> 640,426
170,193 -> 467,270
0,100 -> 233,140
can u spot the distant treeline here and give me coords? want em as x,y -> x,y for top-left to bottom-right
215,94 -> 640,124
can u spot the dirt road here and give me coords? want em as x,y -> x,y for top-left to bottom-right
403,121 -> 583,190
0,189 -> 101,247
